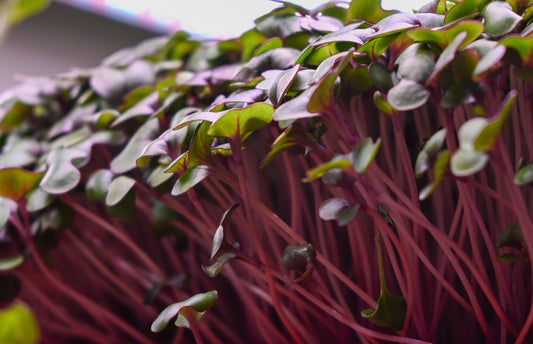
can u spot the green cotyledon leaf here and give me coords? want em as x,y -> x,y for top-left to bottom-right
0,168 -> 44,201
151,291 -> 218,332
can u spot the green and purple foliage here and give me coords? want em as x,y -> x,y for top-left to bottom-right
1,0 -> 533,343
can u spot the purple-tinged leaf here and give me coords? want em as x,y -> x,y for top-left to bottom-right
387,79 -> 430,111
0,197 -> 17,230
482,1 -> 522,37
268,65 -> 300,106
213,89 -> 266,106
110,118 -> 160,174
90,67 -> 127,99
303,15 -> 344,32
112,91 -> 159,127
40,148 -> 87,195
428,31 -> 466,84
173,111 -> 226,130
319,197 -> 360,226
273,85 -> 319,122
106,176 -> 136,207
308,49 -> 355,113
311,23 -> 364,46
124,60 -> 156,90
472,45 -> 506,79
0,135 -> 41,169
47,104 -> 98,139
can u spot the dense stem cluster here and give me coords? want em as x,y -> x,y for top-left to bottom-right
1,0 -> 533,343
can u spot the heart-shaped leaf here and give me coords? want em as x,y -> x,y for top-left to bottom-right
151,290 -> 218,332
482,1 -> 522,37
387,79 -> 430,111
0,168 -> 45,202
450,148 -> 489,177
40,148 -> 87,195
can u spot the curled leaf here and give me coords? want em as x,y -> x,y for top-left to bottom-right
281,244 -> 316,271
361,287 -> 407,331
151,291 -> 218,332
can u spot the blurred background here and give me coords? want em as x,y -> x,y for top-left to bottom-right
0,0 -> 427,91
